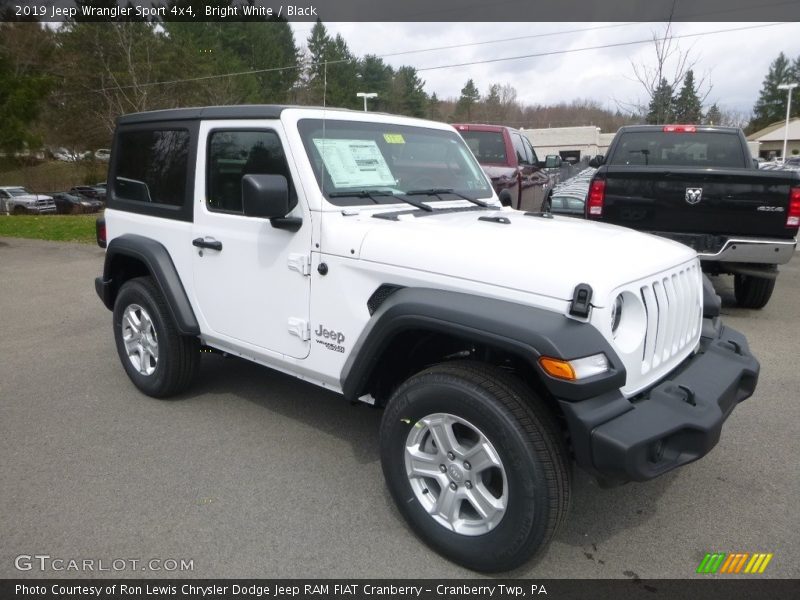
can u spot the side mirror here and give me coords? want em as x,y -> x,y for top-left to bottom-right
752,158 -> 760,169
498,189 -> 513,207
242,174 -> 301,231
544,155 -> 561,169
588,155 -> 605,168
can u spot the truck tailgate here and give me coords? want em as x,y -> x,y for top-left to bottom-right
600,166 -> 798,239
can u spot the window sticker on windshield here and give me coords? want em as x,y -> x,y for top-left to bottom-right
383,133 -> 405,144
313,139 -> 396,188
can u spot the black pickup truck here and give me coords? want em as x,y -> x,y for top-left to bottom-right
586,125 -> 799,308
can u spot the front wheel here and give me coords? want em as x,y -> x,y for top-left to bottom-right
113,276 -> 199,398
380,361 -> 570,572
734,274 -> 776,309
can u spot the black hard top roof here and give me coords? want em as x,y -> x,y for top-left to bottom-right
116,104 -> 358,125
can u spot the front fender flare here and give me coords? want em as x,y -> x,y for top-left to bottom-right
340,287 -> 625,402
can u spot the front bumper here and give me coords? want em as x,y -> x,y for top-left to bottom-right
560,319 -> 759,483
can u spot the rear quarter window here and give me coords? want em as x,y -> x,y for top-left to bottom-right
109,123 -> 197,221
608,131 -> 746,168
114,130 -> 190,205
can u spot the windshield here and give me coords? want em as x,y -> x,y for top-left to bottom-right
297,119 -> 493,206
7,188 -> 31,197
608,131 -> 746,168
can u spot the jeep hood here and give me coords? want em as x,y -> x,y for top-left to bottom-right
355,208 -> 697,304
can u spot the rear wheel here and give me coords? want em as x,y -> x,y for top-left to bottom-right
113,276 -> 199,398
734,274 -> 776,309
380,361 -> 570,572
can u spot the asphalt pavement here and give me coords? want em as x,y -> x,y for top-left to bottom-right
1,236 -> 798,579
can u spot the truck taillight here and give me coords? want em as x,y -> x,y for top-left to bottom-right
96,217 -> 106,248
788,188 -> 800,228
587,179 -> 606,217
663,125 -> 697,133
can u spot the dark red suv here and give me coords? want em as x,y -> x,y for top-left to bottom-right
454,124 -> 553,211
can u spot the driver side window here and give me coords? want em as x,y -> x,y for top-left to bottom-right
207,130 -> 296,213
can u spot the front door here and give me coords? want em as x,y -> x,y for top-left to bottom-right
191,122 -> 311,359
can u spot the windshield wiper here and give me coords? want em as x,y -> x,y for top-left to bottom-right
406,188 -> 491,208
327,189 -> 396,204
328,189 -> 433,212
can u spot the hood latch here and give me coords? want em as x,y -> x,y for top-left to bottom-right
570,283 -> 593,318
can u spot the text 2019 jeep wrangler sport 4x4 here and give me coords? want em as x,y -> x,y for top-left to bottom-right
95,105 -> 759,572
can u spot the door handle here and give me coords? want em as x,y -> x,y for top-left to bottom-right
192,237 -> 223,251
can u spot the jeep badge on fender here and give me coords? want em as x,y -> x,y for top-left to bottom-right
315,324 -> 345,344
95,105 -> 760,573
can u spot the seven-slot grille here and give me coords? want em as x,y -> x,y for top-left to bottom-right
639,262 -> 702,375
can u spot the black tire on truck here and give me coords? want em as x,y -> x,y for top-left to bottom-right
379,360 -> 570,572
734,274 -> 776,309
113,276 -> 199,398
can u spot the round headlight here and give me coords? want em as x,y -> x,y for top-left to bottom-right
611,294 -> 624,335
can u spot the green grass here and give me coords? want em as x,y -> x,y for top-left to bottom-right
0,214 -> 98,244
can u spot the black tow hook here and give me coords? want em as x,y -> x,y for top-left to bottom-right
677,384 -> 696,407
724,339 -> 743,355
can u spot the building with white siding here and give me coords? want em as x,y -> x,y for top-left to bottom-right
521,126 -> 617,163
747,118 -> 800,160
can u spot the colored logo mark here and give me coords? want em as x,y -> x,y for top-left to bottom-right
696,552 -> 773,574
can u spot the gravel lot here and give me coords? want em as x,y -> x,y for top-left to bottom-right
1,236 -> 798,579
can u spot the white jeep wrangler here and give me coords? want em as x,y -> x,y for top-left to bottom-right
95,106 -> 759,572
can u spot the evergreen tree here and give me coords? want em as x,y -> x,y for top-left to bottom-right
305,20 -> 332,105
357,55 -> 393,112
0,23 -> 53,154
704,103 -> 722,126
305,22 -> 358,109
646,78 -> 674,124
454,79 -> 480,121
750,52 -> 799,133
673,70 -> 703,124
427,93 -> 442,121
388,66 -> 427,118
484,84 -> 502,122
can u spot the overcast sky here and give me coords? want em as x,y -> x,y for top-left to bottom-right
289,21 -> 800,118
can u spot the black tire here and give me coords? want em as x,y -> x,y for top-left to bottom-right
380,361 -> 570,572
734,274 -> 776,309
13,205 -> 26,215
113,276 -> 199,398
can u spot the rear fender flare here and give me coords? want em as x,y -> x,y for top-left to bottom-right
98,234 -> 199,336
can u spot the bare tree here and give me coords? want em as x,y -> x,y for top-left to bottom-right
617,23 -> 712,116
718,107 -> 752,130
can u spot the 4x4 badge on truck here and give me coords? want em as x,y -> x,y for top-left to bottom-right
685,188 -> 703,204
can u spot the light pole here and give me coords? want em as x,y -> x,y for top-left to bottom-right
777,82 -> 798,162
356,92 -> 377,112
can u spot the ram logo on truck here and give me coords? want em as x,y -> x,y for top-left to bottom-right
685,187 -> 703,204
